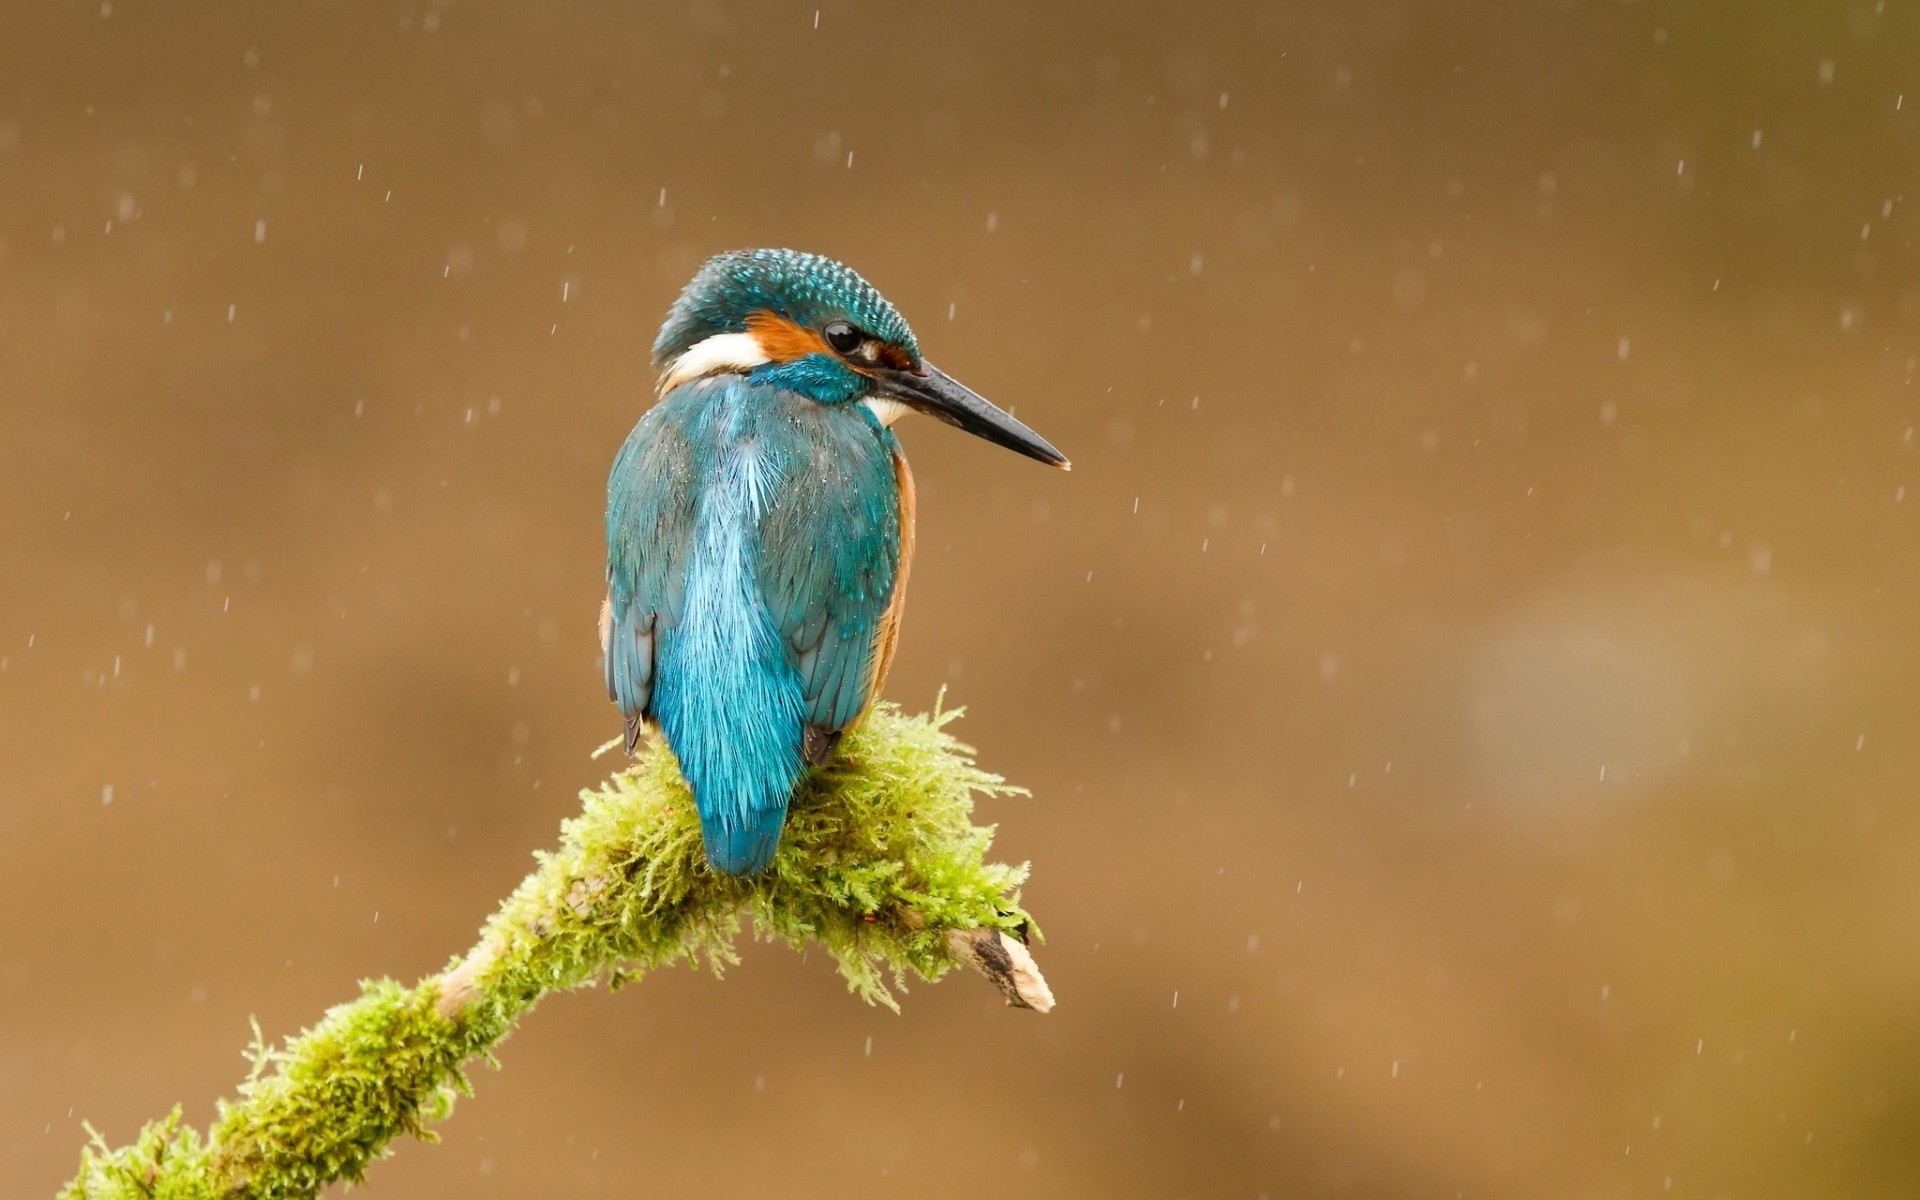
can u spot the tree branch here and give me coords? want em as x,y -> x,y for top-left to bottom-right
60,704 -> 1049,1200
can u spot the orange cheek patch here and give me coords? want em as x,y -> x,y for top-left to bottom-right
744,311 -> 830,363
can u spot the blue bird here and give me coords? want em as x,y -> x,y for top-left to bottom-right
603,248 -> 1069,874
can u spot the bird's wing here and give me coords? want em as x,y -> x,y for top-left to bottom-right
603,404 -> 700,749
756,413 -> 904,761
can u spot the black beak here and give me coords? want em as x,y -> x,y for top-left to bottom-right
873,362 -> 1071,470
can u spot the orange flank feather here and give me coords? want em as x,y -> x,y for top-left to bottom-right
744,310 -> 830,363
863,447 -> 917,714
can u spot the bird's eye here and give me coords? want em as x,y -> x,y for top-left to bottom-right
824,321 -> 862,355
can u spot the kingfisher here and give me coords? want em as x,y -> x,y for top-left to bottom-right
602,248 -> 1069,875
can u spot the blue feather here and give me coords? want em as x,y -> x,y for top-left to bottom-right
605,375 -> 901,874
653,433 -> 802,874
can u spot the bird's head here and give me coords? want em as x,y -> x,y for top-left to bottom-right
652,248 -> 1069,469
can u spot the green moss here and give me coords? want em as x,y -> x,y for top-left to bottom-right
59,704 -> 1036,1200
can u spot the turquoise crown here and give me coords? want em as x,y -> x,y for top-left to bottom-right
651,248 -> 920,368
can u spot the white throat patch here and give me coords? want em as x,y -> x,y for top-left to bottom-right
860,397 -> 911,427
657,331 -> 770,394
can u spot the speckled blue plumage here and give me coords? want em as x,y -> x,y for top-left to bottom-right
605,375 -> 902,873
652,248 -> 919,368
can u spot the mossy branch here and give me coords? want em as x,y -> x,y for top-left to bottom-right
60,703 -> 1051,1200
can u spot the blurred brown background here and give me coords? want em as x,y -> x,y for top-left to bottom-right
4,2 -> 1919,1196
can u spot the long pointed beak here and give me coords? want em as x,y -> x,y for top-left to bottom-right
873,362 -> 1071,470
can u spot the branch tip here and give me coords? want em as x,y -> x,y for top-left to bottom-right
946,927 -> 1055,1012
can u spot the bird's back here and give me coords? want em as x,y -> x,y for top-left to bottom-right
606,376 -> 904,872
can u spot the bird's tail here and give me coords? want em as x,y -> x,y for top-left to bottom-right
698,803 -> 787,875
